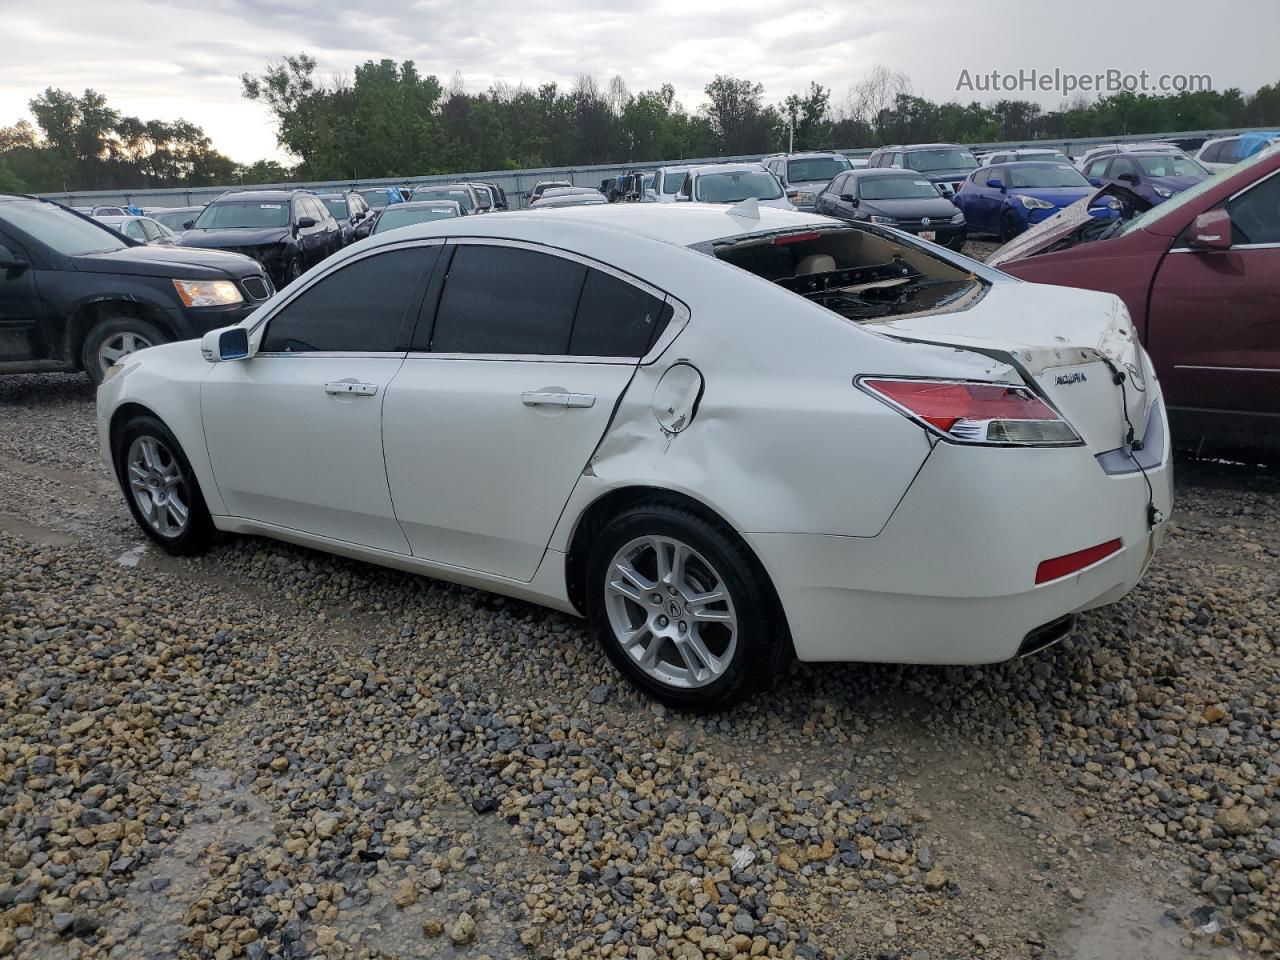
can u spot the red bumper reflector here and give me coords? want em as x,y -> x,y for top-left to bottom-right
1035,538 -> 1123,585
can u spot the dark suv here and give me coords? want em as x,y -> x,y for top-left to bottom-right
0,194 -> 272,383
176,189 -> 341,288
865,143 -> 980,196
315,191 -> 375,245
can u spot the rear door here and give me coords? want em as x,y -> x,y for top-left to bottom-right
382,240 -> 673,581
1148,167 -> 1280,416
202,243 -> 438,551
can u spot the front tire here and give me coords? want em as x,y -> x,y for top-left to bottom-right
114,415 -> 215,555
999,209 -> 1022,243
82,317 -> 166,385
585,502 -> 786,711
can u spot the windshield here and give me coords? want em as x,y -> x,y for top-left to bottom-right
321,198 -> 349,218
194,200 -> 289,229
413,188 -> 473,212
661,171 -> 688,194
787,157 -> 851,183
1018,153 -> 1072,166
0,201 -> 130,256
358,189 -> 393,208
859,176 -> 941,200
374,206 -> 458,233
1120,146 -> 1277,237
1135,155 -> 1206,178
905,148 -> 978,173
1006,166 -> 1090,188
695,171 -> 783,202
150,209 -> 197,230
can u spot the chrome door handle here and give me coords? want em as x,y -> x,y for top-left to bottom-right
521,391 -> 596,408
325,380 -> 378,397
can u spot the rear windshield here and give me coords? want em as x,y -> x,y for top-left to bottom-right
321,198 -> 348,218
413,188 -> 473,212
0,200 -> 129,256
859,176 -> 941,200
374,206 -> 459,232
1006,166 -> 1090,188
695,171 -> 783,202
787,157 -> 851,183
707,225 -> 983,324
905,148 -> 978,173
194,201 -> 289,229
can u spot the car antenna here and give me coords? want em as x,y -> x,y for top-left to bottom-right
725,198 -> 761,219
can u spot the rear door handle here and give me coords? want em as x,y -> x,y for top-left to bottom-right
521,391 -> 596,408
325,380 -> 378,397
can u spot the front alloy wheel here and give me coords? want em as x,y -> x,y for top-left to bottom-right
604,536 -> 738,689
126,435 -> 191,538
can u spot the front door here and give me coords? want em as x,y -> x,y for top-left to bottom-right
0,233 -> 45,362
383,241 -> 674,581
202,244 -> 438,552
1149,168 -> 1280,416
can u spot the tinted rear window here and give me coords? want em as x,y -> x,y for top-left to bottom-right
571,270 -> 672,357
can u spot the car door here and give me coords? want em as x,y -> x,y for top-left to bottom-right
201,243 -> 439,551
382,240 -> 674,582
1148,167 -> 1280,417
816,173 -> 844,216
0,232 -> 47,362
972,169 -> 1001,231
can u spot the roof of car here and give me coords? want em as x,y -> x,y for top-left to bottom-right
392,199 -> 462,210
366,201 -> 833,249
878,143 -> 965,151
215,190 -> 299,202
687,163 -> 767,175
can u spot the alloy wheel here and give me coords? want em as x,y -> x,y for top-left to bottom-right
126,435 -> 190,538
602,536 -> 738,690
97,331 -> 154,375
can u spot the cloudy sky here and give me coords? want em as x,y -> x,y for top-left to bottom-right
1,0 -> 1276,164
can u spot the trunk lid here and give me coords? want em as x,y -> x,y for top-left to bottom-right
872,280 -> 1151,453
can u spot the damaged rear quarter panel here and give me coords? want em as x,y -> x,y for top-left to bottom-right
549,253 -> 1019,549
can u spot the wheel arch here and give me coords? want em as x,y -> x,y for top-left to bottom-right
66,298 -> 177,366
107,401 -> 166,482
563,485 -> 791,646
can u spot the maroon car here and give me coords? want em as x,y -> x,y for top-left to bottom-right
992,148 -> 1280,455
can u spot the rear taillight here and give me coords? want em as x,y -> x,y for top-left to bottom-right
858,377 -> 1081,446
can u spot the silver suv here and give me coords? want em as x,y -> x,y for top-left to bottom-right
761,152 -> 854,211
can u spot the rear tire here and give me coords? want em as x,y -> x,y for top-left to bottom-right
114,414 -> 215,556
82,317 -> 166,385
585,501 -> 787,712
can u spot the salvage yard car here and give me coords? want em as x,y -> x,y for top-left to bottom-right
992,145 -> 1280,455
761,152 -> 853,211
815,167 -> 966,249
177,189 -> 341,288
0,193 -> 273,383
370,200 -> 462,234
98,203 -> 1172,710
676,164 -> 795,209
866,143 -> 979,196
954,161 -> 1121,241
1081,151 -> 1209,206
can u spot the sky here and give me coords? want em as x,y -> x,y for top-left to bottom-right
1,0 -> 1276,165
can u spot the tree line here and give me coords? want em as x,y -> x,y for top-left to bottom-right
4,58 -> 1280,194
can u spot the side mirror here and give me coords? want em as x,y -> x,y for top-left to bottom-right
839,193 -> 857,203
1117,173 -> 1139,184
200,326 -> 251,363
1185,208 -> 1233,251
0,245 -> 28,272
297,217 -> 317,228
352,211 -> 364,222
182,220 -> 195,230
986,178 -> 1004,190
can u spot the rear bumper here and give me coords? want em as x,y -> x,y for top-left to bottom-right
748,403 -> 1173,664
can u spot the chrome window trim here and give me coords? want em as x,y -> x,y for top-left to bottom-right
420,237 -> 690,365
1170,242 -> 1280,253
253,351 -> 408,360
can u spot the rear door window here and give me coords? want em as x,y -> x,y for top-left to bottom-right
428,245 -> 586,354
571,269 -> 672,357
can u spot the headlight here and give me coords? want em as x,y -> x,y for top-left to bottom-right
949,212 -> 965,224
172,279 -> 244,307
1016,195 -> 1056,210
1153,186 -> 1173,198
869,215 -> 898,225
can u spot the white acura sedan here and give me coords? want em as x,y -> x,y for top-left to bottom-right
97,203 -> 1172,710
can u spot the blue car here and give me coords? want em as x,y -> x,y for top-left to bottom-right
953,161 -> 1121,241
1080,151 -> 1209,207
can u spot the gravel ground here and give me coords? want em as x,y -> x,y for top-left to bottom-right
1,363 -> 1277,960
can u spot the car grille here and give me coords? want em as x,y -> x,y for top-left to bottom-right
242,276 -> 271,300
